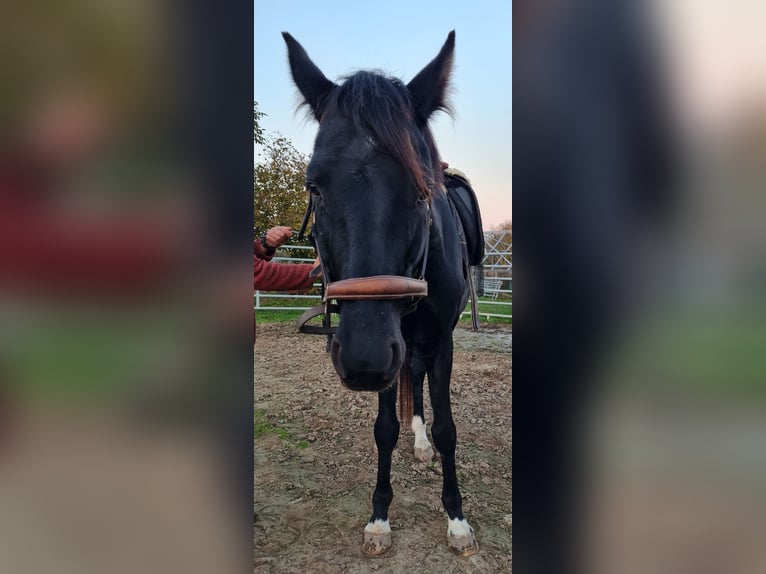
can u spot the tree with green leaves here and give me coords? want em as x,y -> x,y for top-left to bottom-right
253,101 -> 311,250
254,133 -> 310,245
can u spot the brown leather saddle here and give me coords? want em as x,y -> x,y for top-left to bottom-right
443,168 -> 485,267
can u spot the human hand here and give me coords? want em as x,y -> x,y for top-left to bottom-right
265,226 -> 292,249
309,257 -> 323,279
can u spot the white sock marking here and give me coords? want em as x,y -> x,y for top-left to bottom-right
448,517 -> 474,538
364,518 -> 391,534
411,415 -> 432,452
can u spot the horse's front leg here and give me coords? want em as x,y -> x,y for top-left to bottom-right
428,337 -> 479,556
362,385 -> 399,555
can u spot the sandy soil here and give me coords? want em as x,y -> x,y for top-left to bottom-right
254,322 -> 512,573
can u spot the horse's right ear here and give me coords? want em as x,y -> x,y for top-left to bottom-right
282,32 -> 336,121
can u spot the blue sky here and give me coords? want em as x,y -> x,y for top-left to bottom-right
254,0 -> 512,226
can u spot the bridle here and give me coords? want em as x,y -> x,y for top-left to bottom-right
295,189 -> 431,345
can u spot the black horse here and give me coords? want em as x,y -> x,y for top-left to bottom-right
282,31 -> 479,556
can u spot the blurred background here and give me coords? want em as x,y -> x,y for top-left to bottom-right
585,1 -> 766,572
515,0 -> 765,572
0,1 -> 252,573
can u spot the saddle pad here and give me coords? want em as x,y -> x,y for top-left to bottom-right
444,168 -> 485,266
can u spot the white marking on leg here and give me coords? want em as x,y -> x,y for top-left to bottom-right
364,518 -> 391,534
447,517 -> 478,555
411,415 -> 430,449
448,517 -> 474,538
411,415 -> 434,461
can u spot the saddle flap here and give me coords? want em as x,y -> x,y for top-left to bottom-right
444,169 -> 485,266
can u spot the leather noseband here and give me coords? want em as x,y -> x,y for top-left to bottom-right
324,275 -> 427,301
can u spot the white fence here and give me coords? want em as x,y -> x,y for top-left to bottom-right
461,229 -> 512,320
254,244 -> 321,310
255,229 -> 512,320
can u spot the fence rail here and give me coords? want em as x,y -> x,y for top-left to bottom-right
255,230 -> 511,321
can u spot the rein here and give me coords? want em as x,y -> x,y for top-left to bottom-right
295,193 -> 431,343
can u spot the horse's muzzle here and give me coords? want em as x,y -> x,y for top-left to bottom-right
329,313 -> 404,393
339,372 -> 397,393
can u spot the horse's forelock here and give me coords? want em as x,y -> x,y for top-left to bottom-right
326,71 -> 441,199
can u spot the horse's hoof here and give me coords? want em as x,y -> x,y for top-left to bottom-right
362,531 -> 392,555
362,520 -> 392,555
449,534 -> 479,556
448,519 -> 479,557
414,444 -> 434,462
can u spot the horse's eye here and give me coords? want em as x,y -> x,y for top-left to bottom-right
306,183 -> 321,198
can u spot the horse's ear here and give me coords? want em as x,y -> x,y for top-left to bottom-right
407,30 -> 455,124
282,32 -> 336,121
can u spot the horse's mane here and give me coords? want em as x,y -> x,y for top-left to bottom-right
322,71 -> 446,199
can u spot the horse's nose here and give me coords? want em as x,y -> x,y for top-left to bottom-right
330,337 -> 403,392
330,315 -> 404,392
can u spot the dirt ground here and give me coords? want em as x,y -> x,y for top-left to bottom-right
254,322 -> 512,573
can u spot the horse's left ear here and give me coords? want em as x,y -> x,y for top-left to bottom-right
407,30 -> 455,124
282,32 -> 337,121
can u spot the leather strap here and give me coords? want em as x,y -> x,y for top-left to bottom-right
297,194 -> 313,240
296,303 -> 341,334
467,264 -> 480,332
324,275 -> 428,301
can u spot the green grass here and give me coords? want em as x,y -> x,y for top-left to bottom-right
255,308 -> 304,323
255,293 -> 318,324
254,408 -> 308,448
460,298 -> 513,325
256,295 -> 511,325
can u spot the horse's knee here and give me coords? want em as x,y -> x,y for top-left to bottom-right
374,417 -> 400,452
431,419 -> 456,454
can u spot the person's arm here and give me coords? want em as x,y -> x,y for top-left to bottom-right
254,225 -> 293,261
254,239 -> 275,261
254,257 -> 315,292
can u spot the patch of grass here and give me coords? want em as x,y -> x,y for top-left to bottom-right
256,296 -> 512,325
254,293 -> 318,323
255,309 -> 304,323
460,298 -> 512,325
253,408 -> 309,448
